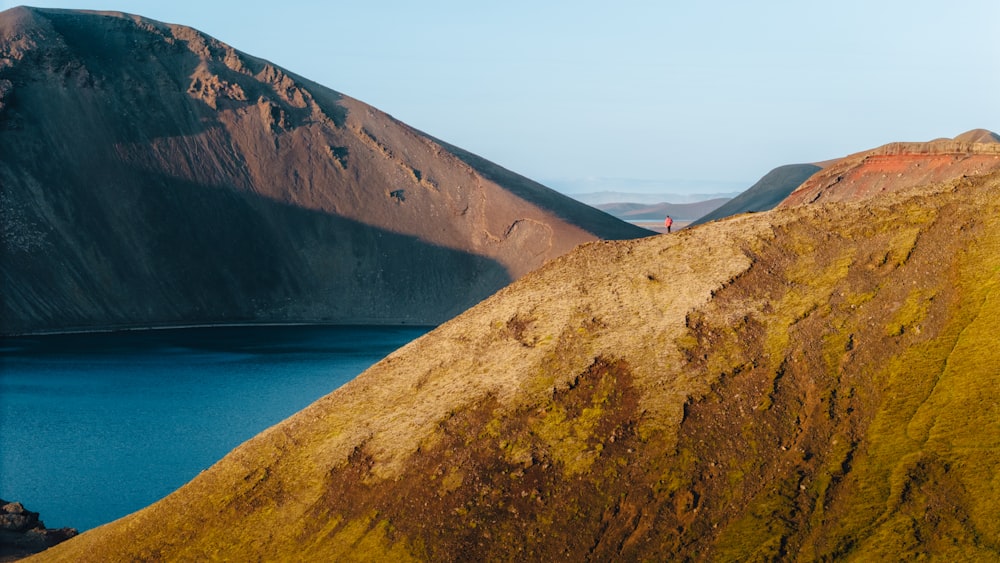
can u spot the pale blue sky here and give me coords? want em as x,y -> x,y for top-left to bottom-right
4,1 -> 998,193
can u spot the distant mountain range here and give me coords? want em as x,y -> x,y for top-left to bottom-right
596,198 -> 730,221
0,7 -> 648,335
567,190 -> 742,206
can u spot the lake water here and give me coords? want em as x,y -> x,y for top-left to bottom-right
0,325 -> 429,531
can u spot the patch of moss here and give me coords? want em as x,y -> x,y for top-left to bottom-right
884,288 -> 935,337
763,245 -> 855,362
714,474 -> 800,561
813,185 -> 1000,559
534,361 -> 621,476
884,226 -> 921,267
312,512 -> 421,562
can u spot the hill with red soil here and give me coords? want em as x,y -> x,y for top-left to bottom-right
0,7 -> 648,335
781,131 -> 1000,207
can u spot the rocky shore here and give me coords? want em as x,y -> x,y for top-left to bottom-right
0,500 -> 76,561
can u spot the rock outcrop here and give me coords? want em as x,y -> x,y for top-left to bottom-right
0,7 -> 649,335
0,500 -> 76,560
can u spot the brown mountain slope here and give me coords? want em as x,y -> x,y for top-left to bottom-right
0,7 -> 649,334
37,169 -> 1000,561
781,130 -> 1000,206
953,128 -> 1000,143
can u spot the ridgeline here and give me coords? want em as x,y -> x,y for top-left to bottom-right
37,165 -> 1000,559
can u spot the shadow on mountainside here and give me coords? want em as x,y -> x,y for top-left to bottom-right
1,169 -> 511,334
2,6 -> 653,334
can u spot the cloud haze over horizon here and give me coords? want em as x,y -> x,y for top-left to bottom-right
3,1 -> 997,194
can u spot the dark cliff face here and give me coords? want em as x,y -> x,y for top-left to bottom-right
0,7 -> 649,334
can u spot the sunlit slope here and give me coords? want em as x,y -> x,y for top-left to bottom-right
37,171 -> 1000,560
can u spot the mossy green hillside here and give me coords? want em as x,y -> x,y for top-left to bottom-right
37,173 -> 1000,561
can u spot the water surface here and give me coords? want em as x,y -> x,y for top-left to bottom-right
0,325 -> 428,530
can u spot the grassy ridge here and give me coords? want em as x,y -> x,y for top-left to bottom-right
36,172 -> 1000,561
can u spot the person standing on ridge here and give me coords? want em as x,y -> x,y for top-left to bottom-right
664,215 -> 673,233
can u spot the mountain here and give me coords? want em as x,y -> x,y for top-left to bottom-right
691,129 -> 1000,226
781,131 -> 1000,206
596,198 -> 730,221
0,7 -> 649,335
952,128 -> 1000,143
38,161 -> 1000,558
568,190 -> 742,206
688,163 -> 822,226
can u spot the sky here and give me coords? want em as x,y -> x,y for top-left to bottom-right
3,1 -> 998,195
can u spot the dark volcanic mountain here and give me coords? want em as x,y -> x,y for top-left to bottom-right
0,7 -> 649,334
689,163 -> 822,226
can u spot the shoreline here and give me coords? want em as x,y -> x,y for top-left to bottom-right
1,320 -> 439,339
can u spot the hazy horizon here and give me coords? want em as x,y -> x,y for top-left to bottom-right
3,1 -> 997,195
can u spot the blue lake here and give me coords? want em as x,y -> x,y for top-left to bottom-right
0,325 -> 429,531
